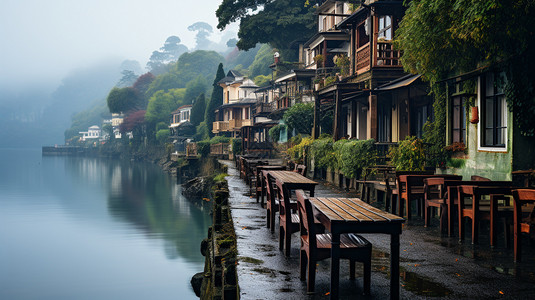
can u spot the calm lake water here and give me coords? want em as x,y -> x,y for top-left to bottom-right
0,148 -> 211,300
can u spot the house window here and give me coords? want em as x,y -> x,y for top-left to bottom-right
411,97 -> 433,139
378,97 -> 392,142
451,85 -> 466,143
481,72 -> 507,147
378,16 -> 392,40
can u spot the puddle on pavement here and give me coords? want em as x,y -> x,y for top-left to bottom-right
371,249 -> 452,297
400,269 -> 453,297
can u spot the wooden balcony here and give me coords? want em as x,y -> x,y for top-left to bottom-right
355,43 -> 371,75
212,121 -> 229,133
354,41 -> 402,75
210,143 -> 230,155
376,41 -> 401,67
256,102 -> 273,114
229,119 -> 253,130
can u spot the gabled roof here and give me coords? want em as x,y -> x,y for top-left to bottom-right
228,70 -> 243,78
170,104 -> 193,114
240,78 -> 259,89
218,70 -> 246,85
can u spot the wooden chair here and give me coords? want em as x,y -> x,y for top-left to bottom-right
277,179 -> 300,256
294,164 -> 307,176
265,173 -> 279,232
390,170 -> 434,215
512,189 -> 535,262
457,185 -> 514,244
296,190 -> 372,294
438,180 -> 514,237
398,174 -> 461,219
424,177 -> 449,231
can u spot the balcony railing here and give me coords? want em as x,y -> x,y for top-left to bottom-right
354,41 -> 401,75
229,119 -> 253,129
186,143 -> 197,157
212,121 -> 229,133
210,143 -> 230,155
355,43 -> 371,75
256,102 -> 273,114
376,41 -> 401,67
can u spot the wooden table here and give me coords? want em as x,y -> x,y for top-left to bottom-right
268,170 -> 318,197
269,170 -> 318,256
310,197 -> 405,299
256,165 -> 286,206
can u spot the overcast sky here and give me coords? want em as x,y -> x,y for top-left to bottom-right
0,0 -> 235,89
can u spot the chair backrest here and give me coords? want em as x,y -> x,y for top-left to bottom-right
513,189 -> 535,202
513,189 -> 535,221
265,173 -> 277,207
400,174 -> 462,194
296,190 -> 317,247
276,179 -> 292,220
471,175 -> 491,181
395,171 -> 435,193
294,164 -> 307,176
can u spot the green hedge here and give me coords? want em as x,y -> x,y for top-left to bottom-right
338,139 -> 376,179
196,140 -> 211,157
290,137 -> 377,179
231,138 -> 242,155
209,136 -> 231,144
311,136 -> 335,170
388,136 -> 426,171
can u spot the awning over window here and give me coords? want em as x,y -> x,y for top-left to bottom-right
374,74 -> 421,91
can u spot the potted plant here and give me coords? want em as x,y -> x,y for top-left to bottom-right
314,54 -> 324,67
335,54 -> 350,77
324,75 -> 336,86
313,77 -> 322,90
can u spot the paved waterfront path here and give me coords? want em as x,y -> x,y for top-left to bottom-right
222,160 -> 535,299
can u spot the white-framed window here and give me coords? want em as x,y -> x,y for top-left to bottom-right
378,16 -> 392,40
478,72 -> 508,150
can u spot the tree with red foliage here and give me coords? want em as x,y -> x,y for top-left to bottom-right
133,72 -> 155,98
120,110 -> 146,133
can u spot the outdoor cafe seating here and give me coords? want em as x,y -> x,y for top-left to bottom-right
512,188 -> 535,261
457,185 -> 515,244
423,177 -> 514,237
296,190 -> 372,295
396,174 -> 462,219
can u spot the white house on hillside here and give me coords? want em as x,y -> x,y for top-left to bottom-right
79,125 -> 101,141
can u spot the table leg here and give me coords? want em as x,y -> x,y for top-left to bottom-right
330,233 -> 340,299
261,178 -> 265,208
390,233 -> 400,300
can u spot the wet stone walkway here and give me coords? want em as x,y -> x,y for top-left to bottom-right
221,161 -> 535,299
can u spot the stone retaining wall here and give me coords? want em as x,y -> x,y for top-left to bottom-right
193,181 -> 239,300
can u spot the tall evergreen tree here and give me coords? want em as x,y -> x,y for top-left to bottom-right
190,93 -> 206,127
205,63 -> 226,137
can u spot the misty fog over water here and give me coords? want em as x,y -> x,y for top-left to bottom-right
0,0 -> 236,148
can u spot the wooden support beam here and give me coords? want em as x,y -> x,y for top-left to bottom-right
333,90 -> 341,141
313,92 -> 320,139
368,93 -> 377,140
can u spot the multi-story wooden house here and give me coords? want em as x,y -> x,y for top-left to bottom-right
313,0 -> 433,143
212,70 -> 258,137
169,104 -> 193,137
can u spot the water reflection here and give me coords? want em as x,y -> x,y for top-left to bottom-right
60,156 -> 212,263
0,149 -> 210,300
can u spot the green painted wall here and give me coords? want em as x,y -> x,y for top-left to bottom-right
444,104 -> 513,181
